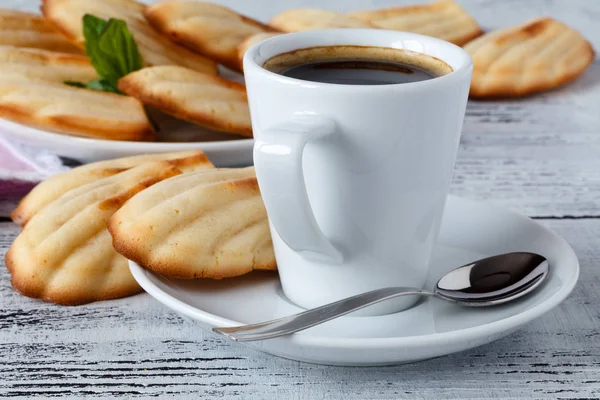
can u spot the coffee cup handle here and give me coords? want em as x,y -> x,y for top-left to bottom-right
254,115 -> 343,264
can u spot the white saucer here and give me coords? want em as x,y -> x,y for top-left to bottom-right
129,196 -> 579,366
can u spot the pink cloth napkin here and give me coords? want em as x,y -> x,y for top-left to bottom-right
0,137 -> 69,199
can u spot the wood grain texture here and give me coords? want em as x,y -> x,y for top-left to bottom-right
1,0 -> 600,398
1,220 -> 599,399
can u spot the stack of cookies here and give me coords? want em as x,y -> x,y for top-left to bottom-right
0,0 -> 594,142
7,150 -> 276,305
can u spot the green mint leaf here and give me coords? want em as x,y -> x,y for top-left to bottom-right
100,19 -> 143,76
83,15 -> 142,81
64,80 -> 87,88
86,78 -> 122,94
64,79 -> 122,94
82,14 -> 108,76
83,14 -> 107,45
69,14 -> 142,94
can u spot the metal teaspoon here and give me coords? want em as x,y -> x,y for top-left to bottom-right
213,252 -> 549,342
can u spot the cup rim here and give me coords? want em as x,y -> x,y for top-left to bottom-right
243,29 -> 473,91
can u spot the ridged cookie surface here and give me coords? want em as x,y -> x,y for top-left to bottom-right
41,0 -> 217,75
5,161 -> 183,305
0,47 -> 154,141
0,80 -> 152,140
349,0 -> 482,46
0,45 -> 95,84
145,1 -> 278,71
119,66 -> 252,136
269,9 -> 372,32
11,150 -> 213,226
109,167 -> 276,279
464,17 -> 594,97
0,9 -> 82,54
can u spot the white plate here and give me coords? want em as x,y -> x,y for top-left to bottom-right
0,68 -> 252,166
129,196 -> 579,366
0,115 -> 253,166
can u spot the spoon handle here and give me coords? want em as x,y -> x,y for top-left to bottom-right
213,287 -> 431,342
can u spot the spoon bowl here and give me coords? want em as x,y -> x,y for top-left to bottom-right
214,252 -> 549,342
434,252 -> 549,306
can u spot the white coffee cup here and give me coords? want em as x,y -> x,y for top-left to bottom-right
244,29 -> 472,316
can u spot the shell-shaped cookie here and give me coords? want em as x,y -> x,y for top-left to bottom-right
0,9 -> 82,54
236,32 -> 280,70
109,167 -> 276,279
0,78 -> 153,141
119,66 -> 252,136
5,161 -> 186,305
12,150 -> 213,226
348,0 -> 482,46
269,9 -> 373,32
0,47 -> 154,141
41,0 -> 217,75
145,1 -> 278,72
464,17 -> 595,97
0,46 -> 95,85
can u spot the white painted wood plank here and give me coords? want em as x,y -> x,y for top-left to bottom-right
0,202 -> 15,219
451,130 -> 600,217
0,219 -> 599,399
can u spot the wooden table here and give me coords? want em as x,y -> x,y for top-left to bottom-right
1,0 -> 599,398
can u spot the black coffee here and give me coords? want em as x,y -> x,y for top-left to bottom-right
263,46 -> 452,86
279,60 -> 438,85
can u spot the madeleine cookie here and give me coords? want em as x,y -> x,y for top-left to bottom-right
41,0 -> 217,75
11,150 -> 213,226
236,32 -> 280,69
119,66 -> 252,136
464,17 -> 595,97
0,46 -> 153,140
269,9 -> 372,32
0,46 -> 95,84
145,1 -> 278,72
5,161 -> 185,305
109,167 -> 276,279
348,0 -> 482,46
0,78 -> 154,142
0,9 -> 82,54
